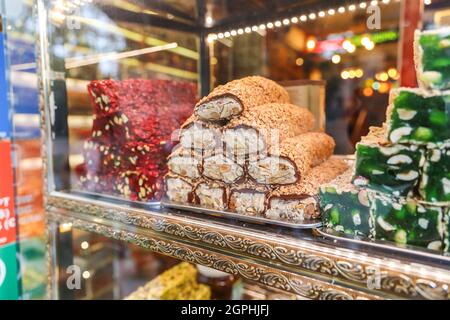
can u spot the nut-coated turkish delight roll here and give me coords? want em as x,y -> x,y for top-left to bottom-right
178,116 -> 222,151
247,132 -> 335,185
167,147 -> 205,181
386,88 -> 450,147
194,76 -> 290,121
202,153 -> 245,184
319,169 -> 374,238
193,181 -> 229,210
228,183 -> 270,216
165,174 -> 195,204
224,103 -> 315,157
372,193 -> 444,251
354,126 -> 424,197
419,148 -> 450,203
266,158 -> 348,222
414,27 -> 450,90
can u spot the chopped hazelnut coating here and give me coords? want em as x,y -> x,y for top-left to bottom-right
266,158 -> 348,221
271,158 -> 349,197
224,103 -> 315,156
195,76 -> 290,121
248,132 -> 336,185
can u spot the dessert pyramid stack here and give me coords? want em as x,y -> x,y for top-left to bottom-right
320,27 -> 450,253
166,76 -> 348,222
76,79 -> 196,201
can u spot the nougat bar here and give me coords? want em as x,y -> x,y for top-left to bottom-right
247,132 -> 335,185
372,193 -> 444,251
419,148 -> 450,203
414,27 -> 450,90
228,183 -> 270,216
195,76 -> 290,121
266,158 -> 348,222
354,126 -> 424,197
386,88 -> 450,147
319,169 -> 373,237
193,181 -> 229,210
223,103 -> 315,157
165,174 -> 195,204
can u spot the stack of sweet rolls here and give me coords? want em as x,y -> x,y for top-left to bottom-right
165,76 -> 348,222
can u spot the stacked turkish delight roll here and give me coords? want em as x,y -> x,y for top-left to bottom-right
320,27 -> 450,253
166,76 -> 348,222
76,79 -> 196,202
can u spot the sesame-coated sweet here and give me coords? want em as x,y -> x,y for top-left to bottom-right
266,158 -> 349,221
195,76 -> 290,121
224,103 -> 315,156
247,132 -> 336,185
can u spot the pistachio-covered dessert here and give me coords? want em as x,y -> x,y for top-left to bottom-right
386,88 -> 450,147
419,148 -> 450,203
125,262 -> 211,300
320,169 -> 373,237
414,28 -> 450,90
372,193 -> 444,250
354,126 -> 424,197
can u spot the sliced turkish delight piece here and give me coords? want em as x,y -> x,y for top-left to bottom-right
165,175 -> 195,204
116,168 -> 164,202
193,181 -> 229,210
319,169 -> 373,237
419,148 -> 450,203
267,158 -> 348,222
372,193 -> 444,251
82,139 -> 118,174
179,119 -> 222,151
228,183 -> 269,216
224,103 -> 315,157
88,79 -> 195,144
247,132 -> 335,185
195,76 -> 290,121
354,126 -> 424,197
202,153 -> 245,184
386,88 -> 450,147
88,79 -> 196,118
75,163 -> 117,194
414,27 -> 450,90
167,147 -> 203,180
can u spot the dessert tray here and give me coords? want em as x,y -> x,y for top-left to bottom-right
161,199 -> 322,230
314,227 -> 450,263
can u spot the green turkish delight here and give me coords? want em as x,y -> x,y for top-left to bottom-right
415,28 -> 450,90
386,88 -> 450,147
320,170 -> 373,238
419,148 -> 450,203
372,193 -> 444,251
354,126 -> 424,197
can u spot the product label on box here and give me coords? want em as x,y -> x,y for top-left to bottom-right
0,242 -> 19,300
0,33 -> 11,139
0,141 -> 16,245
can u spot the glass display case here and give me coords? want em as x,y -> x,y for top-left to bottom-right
29,0 -> 450,300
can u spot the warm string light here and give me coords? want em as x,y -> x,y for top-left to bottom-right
206,1 -> 393,43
